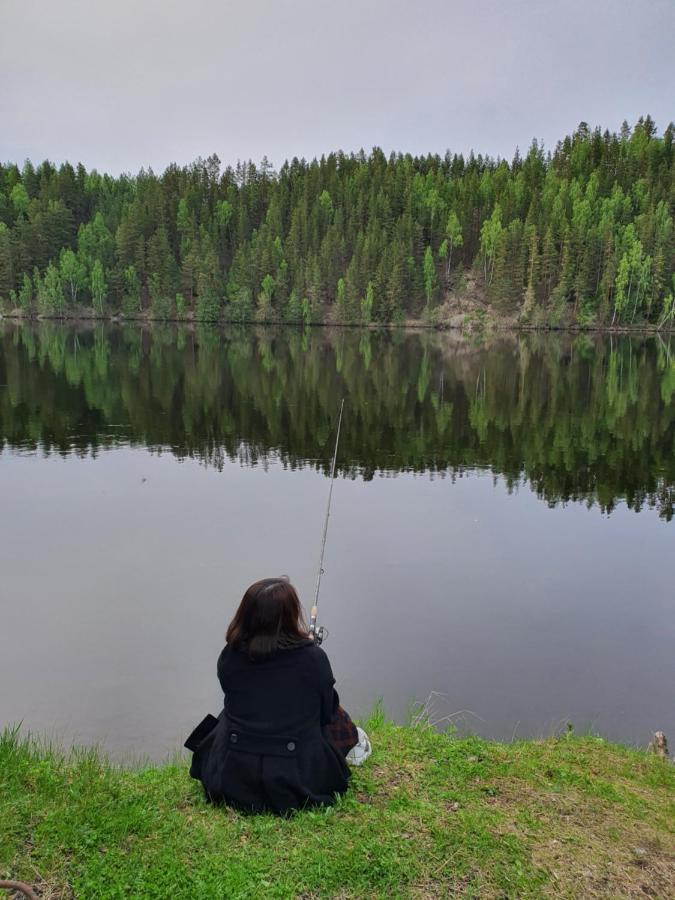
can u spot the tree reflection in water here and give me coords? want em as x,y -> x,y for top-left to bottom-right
0,322 -> 672,520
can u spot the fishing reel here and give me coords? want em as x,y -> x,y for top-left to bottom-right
309,609 -> 327,645
313,625 -> 326,646
309,622 -> 326,645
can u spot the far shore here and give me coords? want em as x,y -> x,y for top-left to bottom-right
2,308 -> 674,337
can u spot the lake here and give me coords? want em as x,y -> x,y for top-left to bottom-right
0,322 -> 673,760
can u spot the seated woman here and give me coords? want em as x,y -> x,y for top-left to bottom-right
186,577 -> 363,815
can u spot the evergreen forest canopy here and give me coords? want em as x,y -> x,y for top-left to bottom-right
0,117 -> 673,328
1,323 -> 673,520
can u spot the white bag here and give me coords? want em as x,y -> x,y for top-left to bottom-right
345,726 -> 372,766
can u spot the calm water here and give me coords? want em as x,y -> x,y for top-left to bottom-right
0,322 -> 673,759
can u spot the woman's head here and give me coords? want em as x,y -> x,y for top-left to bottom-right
226,577 -> 308,658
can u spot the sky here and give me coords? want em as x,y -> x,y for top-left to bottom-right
1,0 -> 673,176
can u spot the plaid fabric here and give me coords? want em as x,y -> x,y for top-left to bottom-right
323,705 -> 359,757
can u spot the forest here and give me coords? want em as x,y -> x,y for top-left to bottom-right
0,117 -> 673,328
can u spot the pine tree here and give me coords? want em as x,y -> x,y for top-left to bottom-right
122,265 -> 141,316
336,277 -> 349,322
0,223 -> 13,299
522,225 -> 539,317
423,246 -> 436,312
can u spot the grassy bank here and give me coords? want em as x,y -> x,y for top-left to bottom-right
1,719 -> 673,899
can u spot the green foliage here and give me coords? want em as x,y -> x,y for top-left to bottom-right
336,277 -> 348,322
480,204 -> 503,286
261,273 -> 275,301
361,281 -> 374,324
423,245 -> 436,310
195,287 -> 221,322
576,301 -> 597,328
0,222 -> 13,300
176,198 -> 191,235
441,210 -> 464,281
122,265 -> 141,316
59,249 -> 86,305
256,273 -> 275,321
228,285 -> 253,323
78,212 -> 113,270
446,210 -> 463,251
612,232 -> 653,325
284,289 -> 303,323
175,292 -> 187,318
10,183 -> 29,215
36,263 -> 65,314
0,117 -> 672,325
90,260 -> 107,314
216,200 -> 233,228
658,288 -> 675,330
149,273 -> 174,319
17,273 -> 34,310
318,189 -> 333,219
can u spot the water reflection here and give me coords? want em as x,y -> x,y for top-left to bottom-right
2,322 -> 674,756
1,322 -> 673,519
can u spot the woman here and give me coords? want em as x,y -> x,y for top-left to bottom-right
186,577 -> 359,815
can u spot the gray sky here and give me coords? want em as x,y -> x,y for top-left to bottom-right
1,0 -> 673,175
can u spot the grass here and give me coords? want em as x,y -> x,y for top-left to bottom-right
1,715 -> 674,899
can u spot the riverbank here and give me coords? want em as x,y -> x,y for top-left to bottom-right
3,308 -> 674,336
2,720 -> 673,898
2,272 -> 675,335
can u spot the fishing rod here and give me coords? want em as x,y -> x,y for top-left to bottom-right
309,398 -> 345,645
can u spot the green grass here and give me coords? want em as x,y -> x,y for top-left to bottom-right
1,717 -> 674,899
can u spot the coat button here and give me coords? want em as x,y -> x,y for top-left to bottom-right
287,741 -> 296,751
230,733 -> 238,743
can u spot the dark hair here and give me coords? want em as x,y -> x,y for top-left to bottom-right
226,577 -> 308,659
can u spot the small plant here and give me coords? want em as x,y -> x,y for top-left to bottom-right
576,302 -> 597,329
360,282 -> 374,325
195,289 -> 220,322
149,275 -> 174,320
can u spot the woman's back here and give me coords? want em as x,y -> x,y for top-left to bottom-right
218,640 -> 334,738
196,643 -> 349,814
188,577 -> 352,814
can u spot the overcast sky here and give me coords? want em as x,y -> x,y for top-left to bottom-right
1,0 -> 673,175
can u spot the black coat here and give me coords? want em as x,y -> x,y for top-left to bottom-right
188,640 -> 350,814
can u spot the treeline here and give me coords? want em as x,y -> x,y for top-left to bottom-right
1,323 -> 673,519
0,116 -> 673,327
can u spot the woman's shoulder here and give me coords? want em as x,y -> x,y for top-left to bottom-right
296,641 -> 333,674
276,640 -> 331,673
217,643 -> 242,676
217,644 -> 229,672
219,640 -> 317,665
278,639 -> 323,665
290,639 -> 326,657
